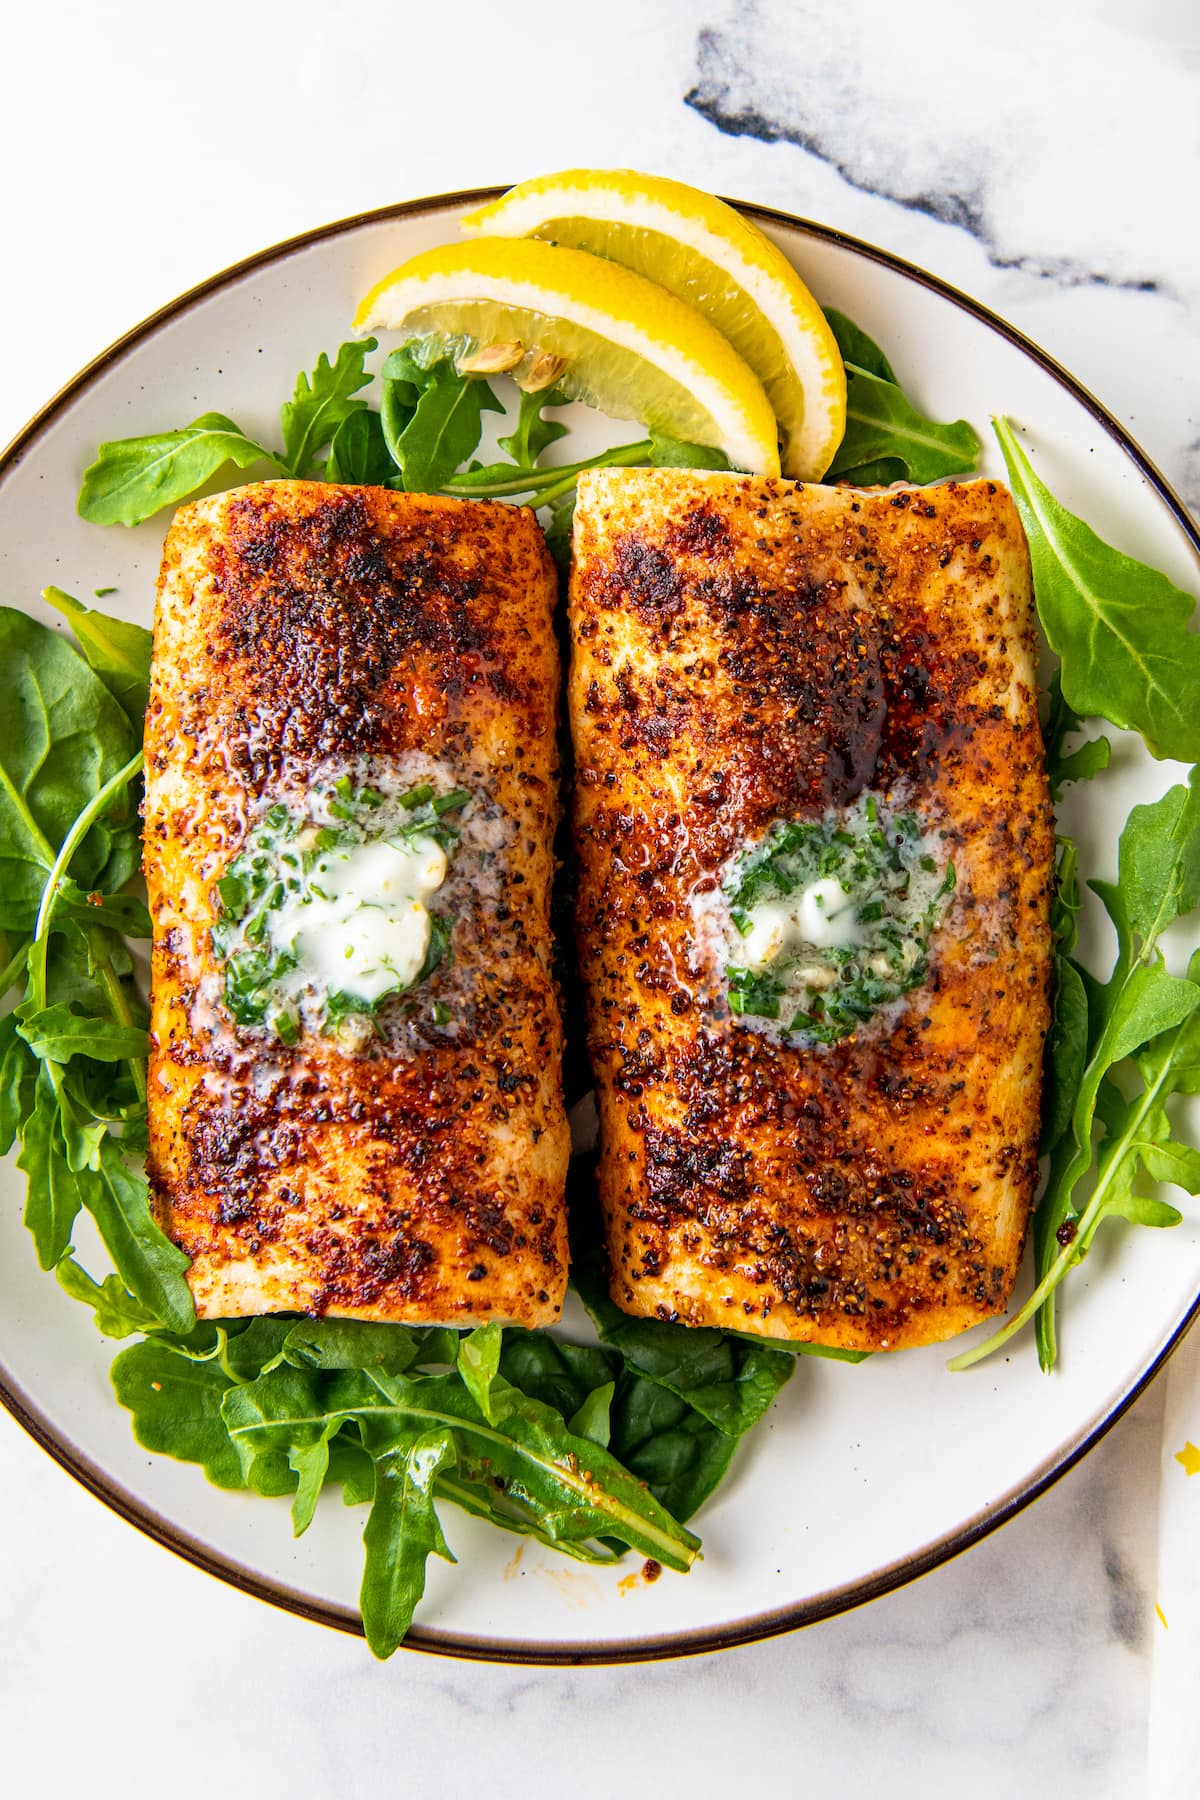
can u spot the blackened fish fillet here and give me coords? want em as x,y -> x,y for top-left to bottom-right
569,468 -> 1052,1350
145,481 -> 569,1325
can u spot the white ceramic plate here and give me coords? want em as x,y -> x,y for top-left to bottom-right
2,192 -> 1198,1664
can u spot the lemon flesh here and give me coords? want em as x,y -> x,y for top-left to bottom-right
462,170 -> 846,480
354,238 -> 780,477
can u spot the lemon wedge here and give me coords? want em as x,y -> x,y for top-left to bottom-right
462,170 -> 846,480
354,238 -> 781,476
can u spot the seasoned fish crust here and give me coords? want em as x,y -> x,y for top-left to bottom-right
569,468 -> 1052,1350
145,481 -> 569,1326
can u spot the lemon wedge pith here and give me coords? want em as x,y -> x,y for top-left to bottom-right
354,238 -> 781,478
462,169 -> 846,481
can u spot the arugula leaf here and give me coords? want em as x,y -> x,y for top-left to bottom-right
18,1071 -> 83,1266
568,1381 -> 615,1448
821,310 -> 979,482
0,635 -> 192,1338
280,339 -> 377,478
42,589 -> 152,730
456,1321 -> 503,1422
78,413 -> 277,527
0,1011 -> 37,1154
51,883 -> 152,940
325,408 -> 392,485
497,385 -> 569,464
0,609 -> 140,931
359,1426 -> 458,1658
221,1364 -> 341,1515
384,356 -> 503,493
172,1353 -> 701,1653
55,1256 -> 161,1338
829,365 -> 981,485
1040,943 -> 1089,1159
823,309 -> 898,383
951,777 -> 1200,1372
288,1431 -> 339,1536
995,416 -> 1200,761
81,1139 -> 193,1334
15,1000 -> 148,1064
1043,673 -> 1111,803
1093,771 -> 1200,953
649,432 -> 731,472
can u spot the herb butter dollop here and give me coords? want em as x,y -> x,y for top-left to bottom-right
714,792 -> 956,1045
211,777 -> 470,1044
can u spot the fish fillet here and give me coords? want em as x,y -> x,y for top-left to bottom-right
569,468 -> 1052,1350
144,480 -> 569,1325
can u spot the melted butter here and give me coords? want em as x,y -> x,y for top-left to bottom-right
739,878 -> 863,969
698,788 -> 957,1047
270,838 -> 447,1006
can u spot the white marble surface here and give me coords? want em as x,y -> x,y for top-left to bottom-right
1,0 -> 1197,1792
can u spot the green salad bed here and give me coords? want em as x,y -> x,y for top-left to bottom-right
1,308 -> 1198,1654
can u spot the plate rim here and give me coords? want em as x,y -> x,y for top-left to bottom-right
2,185 -> 1198,1667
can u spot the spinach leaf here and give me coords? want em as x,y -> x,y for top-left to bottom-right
500,1318 -> 736,1520
78,413 -> 277,527
572,1243 -> 792,1436
42,589 -> 152,730
0,609 -> 140,931
729,1332 -> 871,1363
280,339 -> 377,478
281,1317 -> 423,1375
610,1374 -> 735,1523
499,1329 -> 617,1419
649,432 -> 731,471
112,1337 -> 248,1489
995,416 -> 1200,761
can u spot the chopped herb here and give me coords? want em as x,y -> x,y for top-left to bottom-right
721,795 -> 954,1043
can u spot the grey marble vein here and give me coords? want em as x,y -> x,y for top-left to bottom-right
686,0 -> 1196,299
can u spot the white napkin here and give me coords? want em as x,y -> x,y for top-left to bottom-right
1149,1321 -> 1200,1797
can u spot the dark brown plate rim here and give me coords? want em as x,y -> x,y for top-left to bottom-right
2,186 -> 1197,1667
